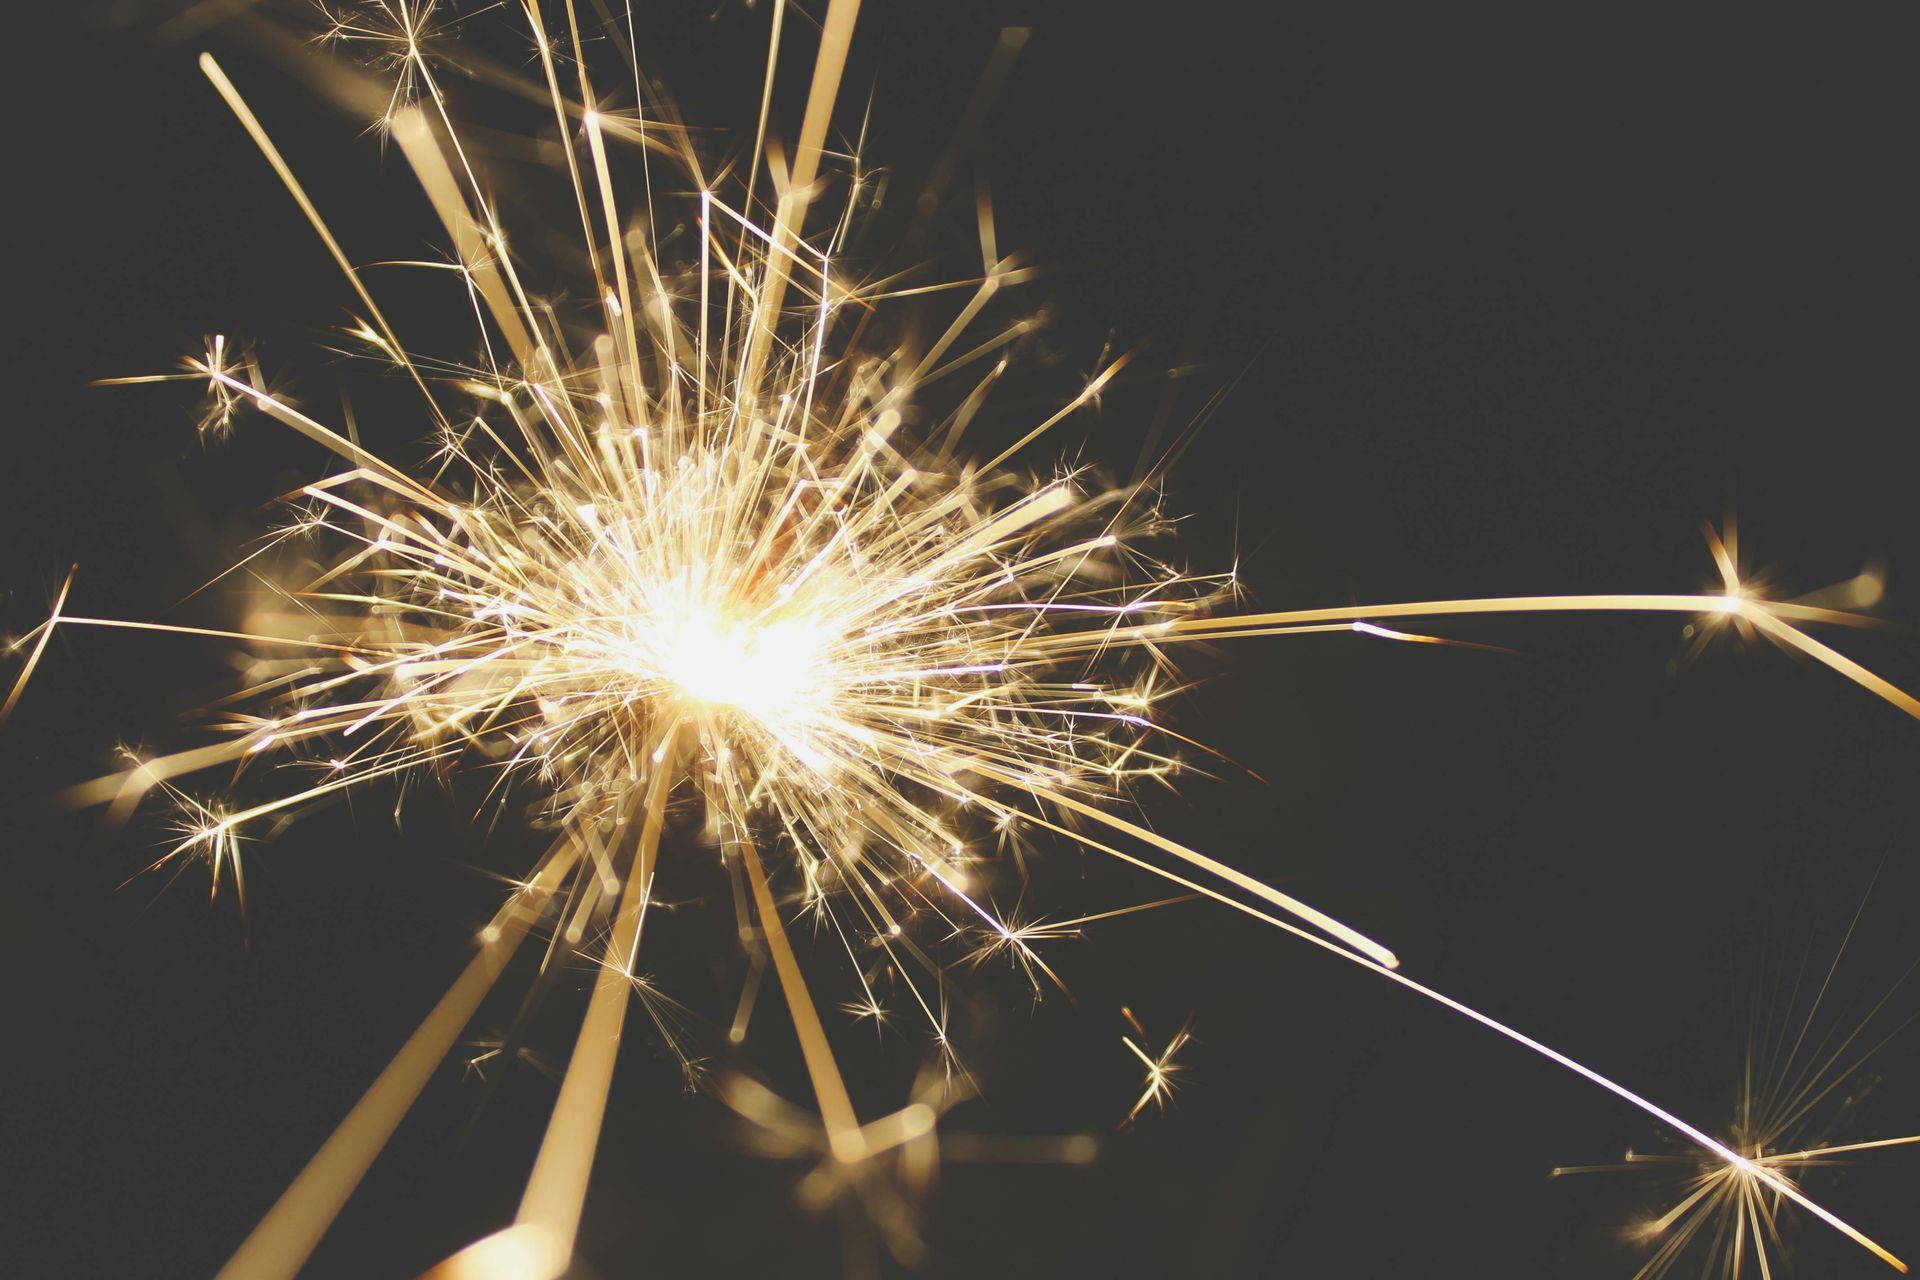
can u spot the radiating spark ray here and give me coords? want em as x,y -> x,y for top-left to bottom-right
1043,593 -> 1918,720
968,760 -> 1400,968
0,564 -> 75,727
1746,606 -> 1920,720
389,109 -> 537,370
744,0 -> 861,391
198,52 -> 447,432
732,811 -> 868,1162
1766,1134 -> 1920,1162
214,833 -> 584,1280
512,726 -> 679,1270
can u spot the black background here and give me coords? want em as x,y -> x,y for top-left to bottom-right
5,3 -> 1918,1277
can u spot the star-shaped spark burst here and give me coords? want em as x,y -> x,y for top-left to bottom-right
1556,889 -> 1920,1278
1121,1008 -> 1194,1126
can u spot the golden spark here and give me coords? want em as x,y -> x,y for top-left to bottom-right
10,6 -> 1918,1279
1122,1008 -> 1193,1126
1556,890 -> 1920,1278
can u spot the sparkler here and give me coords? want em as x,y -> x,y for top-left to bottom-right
10,3 -> 1919,1276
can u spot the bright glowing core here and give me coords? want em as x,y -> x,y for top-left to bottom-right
651,603 -> 831,722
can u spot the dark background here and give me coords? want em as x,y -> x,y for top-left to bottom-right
5,3 -> 1918,1276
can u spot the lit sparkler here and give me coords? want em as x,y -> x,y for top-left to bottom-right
9,4 -> 1919,1278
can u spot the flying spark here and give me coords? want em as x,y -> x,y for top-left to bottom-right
1556,887 -> 1919,1278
